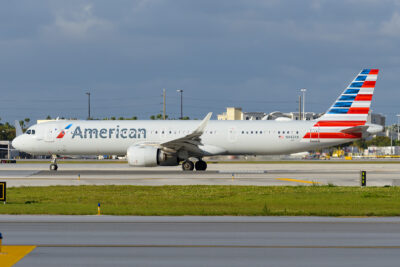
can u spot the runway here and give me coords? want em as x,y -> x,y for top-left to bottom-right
0,215 -> 398,266
1,162 -> 400,186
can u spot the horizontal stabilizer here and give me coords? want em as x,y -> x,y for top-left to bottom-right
340,125 -> 369,134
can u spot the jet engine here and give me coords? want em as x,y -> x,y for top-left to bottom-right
126,145 -> 179,167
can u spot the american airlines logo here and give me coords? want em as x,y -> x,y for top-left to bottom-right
56,124 -> 73,139
71,126 -> 147,139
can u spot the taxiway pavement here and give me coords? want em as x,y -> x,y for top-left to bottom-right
1,162 -> 400,186
0,215 -> 398,266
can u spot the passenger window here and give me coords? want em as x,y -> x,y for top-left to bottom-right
26,130 -> 31,134
255,131 -> 258,134
278,131 -> 280,134
32,130 -> 35,135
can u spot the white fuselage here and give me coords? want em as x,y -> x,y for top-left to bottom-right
12,120 -> 352,157
12,68 -> 382,169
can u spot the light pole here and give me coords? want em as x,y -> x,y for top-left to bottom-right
391,129 -> 394,155
301,88 -> 306,120
177,89 -> 183,119
86,92 -> 91,120
397,114 -> 400,142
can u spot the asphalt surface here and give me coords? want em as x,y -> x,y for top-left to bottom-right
0,216 -> 398,266
1,162 -> 400,186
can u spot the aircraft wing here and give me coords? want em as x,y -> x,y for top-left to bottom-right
160,112 -> 212,154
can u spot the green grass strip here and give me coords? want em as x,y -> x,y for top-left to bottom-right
1,185 -> 400,216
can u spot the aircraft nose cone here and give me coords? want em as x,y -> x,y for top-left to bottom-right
12,136 -> 22,150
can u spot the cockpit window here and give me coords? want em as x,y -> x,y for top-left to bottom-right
26,129 -> 35,135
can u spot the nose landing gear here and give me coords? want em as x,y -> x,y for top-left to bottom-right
50,155 -> 58,171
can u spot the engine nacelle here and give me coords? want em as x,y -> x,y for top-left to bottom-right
126,145 -> 179,167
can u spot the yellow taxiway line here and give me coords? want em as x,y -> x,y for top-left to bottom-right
0,245 -> 36,267
276,178 -> 318,184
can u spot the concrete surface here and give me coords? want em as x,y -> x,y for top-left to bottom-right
0,216 -> 398,266
1,163 -> 400,186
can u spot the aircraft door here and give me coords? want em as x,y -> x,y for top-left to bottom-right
309,127 -> 320,143
44,126 -> 55,142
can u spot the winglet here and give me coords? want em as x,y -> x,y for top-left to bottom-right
14,120 -> 23,136
193,112 -> 212,134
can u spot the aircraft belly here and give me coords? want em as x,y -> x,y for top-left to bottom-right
38,139 -> 130,155
206,137 -> 307,155
68,140 -> 128,155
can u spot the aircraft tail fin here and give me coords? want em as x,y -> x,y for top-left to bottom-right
316,69 -> 379,127
302,69 -> 379,141
14,120 -> 23,136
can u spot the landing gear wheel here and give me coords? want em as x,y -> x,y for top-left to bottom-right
50,154 -> 58,171
182,160 -> 194,171
195,160 -> 207,171
50,164 -> 58,171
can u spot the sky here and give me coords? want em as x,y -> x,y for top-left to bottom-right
1,0 -> 400,124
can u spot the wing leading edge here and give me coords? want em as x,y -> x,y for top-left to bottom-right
160,112 -> 213,154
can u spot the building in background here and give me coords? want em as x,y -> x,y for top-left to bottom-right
217,108 -> 321,121
368,113 -> 385,128
242,112 -> 267,120
264,111 -> 321,121
218,108 -> 386,128
217,107 -> 243,120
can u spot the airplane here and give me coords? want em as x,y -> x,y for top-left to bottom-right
12,69 -> 383,171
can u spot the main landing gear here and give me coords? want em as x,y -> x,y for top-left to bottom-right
182,159 -> 207,171
50,155 -> 58,171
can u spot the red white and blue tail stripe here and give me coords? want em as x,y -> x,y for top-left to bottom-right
303,69 -> 379,141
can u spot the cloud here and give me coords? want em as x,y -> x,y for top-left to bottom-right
0,0 -> 400,123
41,4 -> 114,40
381,12 -> 400,37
